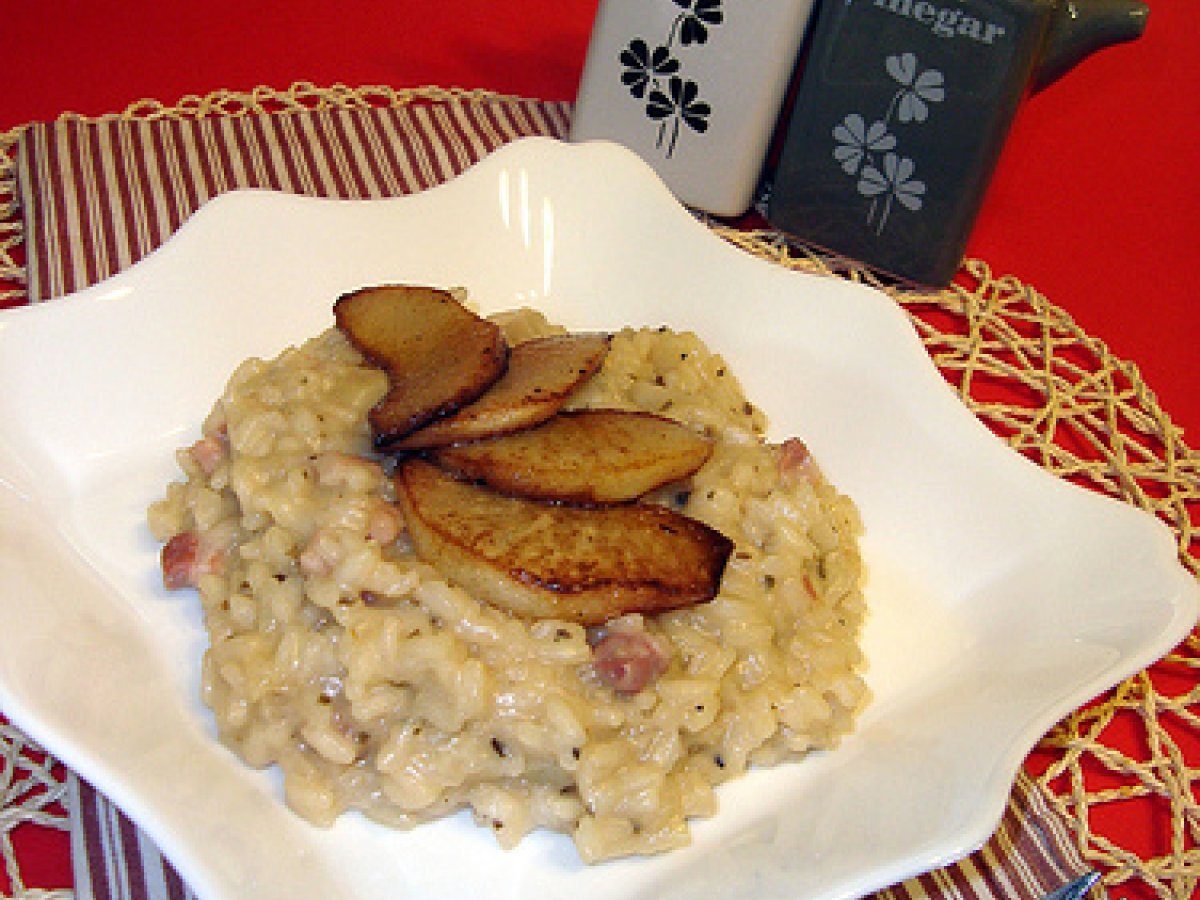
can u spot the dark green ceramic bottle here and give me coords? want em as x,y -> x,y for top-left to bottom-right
766,0 -> 1148,286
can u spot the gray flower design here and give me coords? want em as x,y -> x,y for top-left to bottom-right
829,51 -> 943,235
832,114 -> 897,175
858,152 -> 926,232
885,52 -> 946,124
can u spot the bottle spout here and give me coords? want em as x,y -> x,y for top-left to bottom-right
1033,0 -> 1149,91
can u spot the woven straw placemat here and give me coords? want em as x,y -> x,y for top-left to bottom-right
1,82 -> 1197,900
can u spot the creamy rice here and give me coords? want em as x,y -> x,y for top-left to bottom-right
149,308 -> 868,862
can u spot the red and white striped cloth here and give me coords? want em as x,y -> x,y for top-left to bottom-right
13,94 -> 1094,899
69,778 -> 194,900
16,97 -> 570,300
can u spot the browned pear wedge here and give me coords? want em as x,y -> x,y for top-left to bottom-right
432,409 -> 713,504
394,459 -> 732,625
393,333 -> 611,450
334,285 -> 508,446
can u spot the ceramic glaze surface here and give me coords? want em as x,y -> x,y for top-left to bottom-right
0,138 -> 1193,900
571,0 -> 817,215
768,0 -> 1147,286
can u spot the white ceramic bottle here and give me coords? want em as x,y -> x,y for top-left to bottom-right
569,0 -> 818,217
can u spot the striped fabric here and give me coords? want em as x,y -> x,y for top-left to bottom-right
70,778 -> 195,900
876,772 -> 1092,900
16,98 -> 571,300
14,96 -> 1093,900
67,769 -> 1092,900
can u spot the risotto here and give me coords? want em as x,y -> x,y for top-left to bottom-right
148,306 -> 868,862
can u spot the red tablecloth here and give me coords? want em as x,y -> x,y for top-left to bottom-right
3,2 -> 1198,896
7,0 -> 1198,440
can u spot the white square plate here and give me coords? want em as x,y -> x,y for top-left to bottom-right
1,137 -> 1195,900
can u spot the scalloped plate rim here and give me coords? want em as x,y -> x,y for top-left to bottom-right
0,137 -> 1194,900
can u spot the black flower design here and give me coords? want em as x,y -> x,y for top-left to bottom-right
647,77 -> 710,131
671,0 -> 724,46
617,0 -> 722,159
619,39 -> 680,99
646,76 -> 711,155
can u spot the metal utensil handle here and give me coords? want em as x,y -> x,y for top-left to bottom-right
1042,871 -> 1101,900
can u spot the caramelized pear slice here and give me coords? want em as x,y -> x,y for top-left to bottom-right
334,285 -> 508,446
393,333 -> 610,450
394,459 -> 732,625
433,409 -> 712,504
